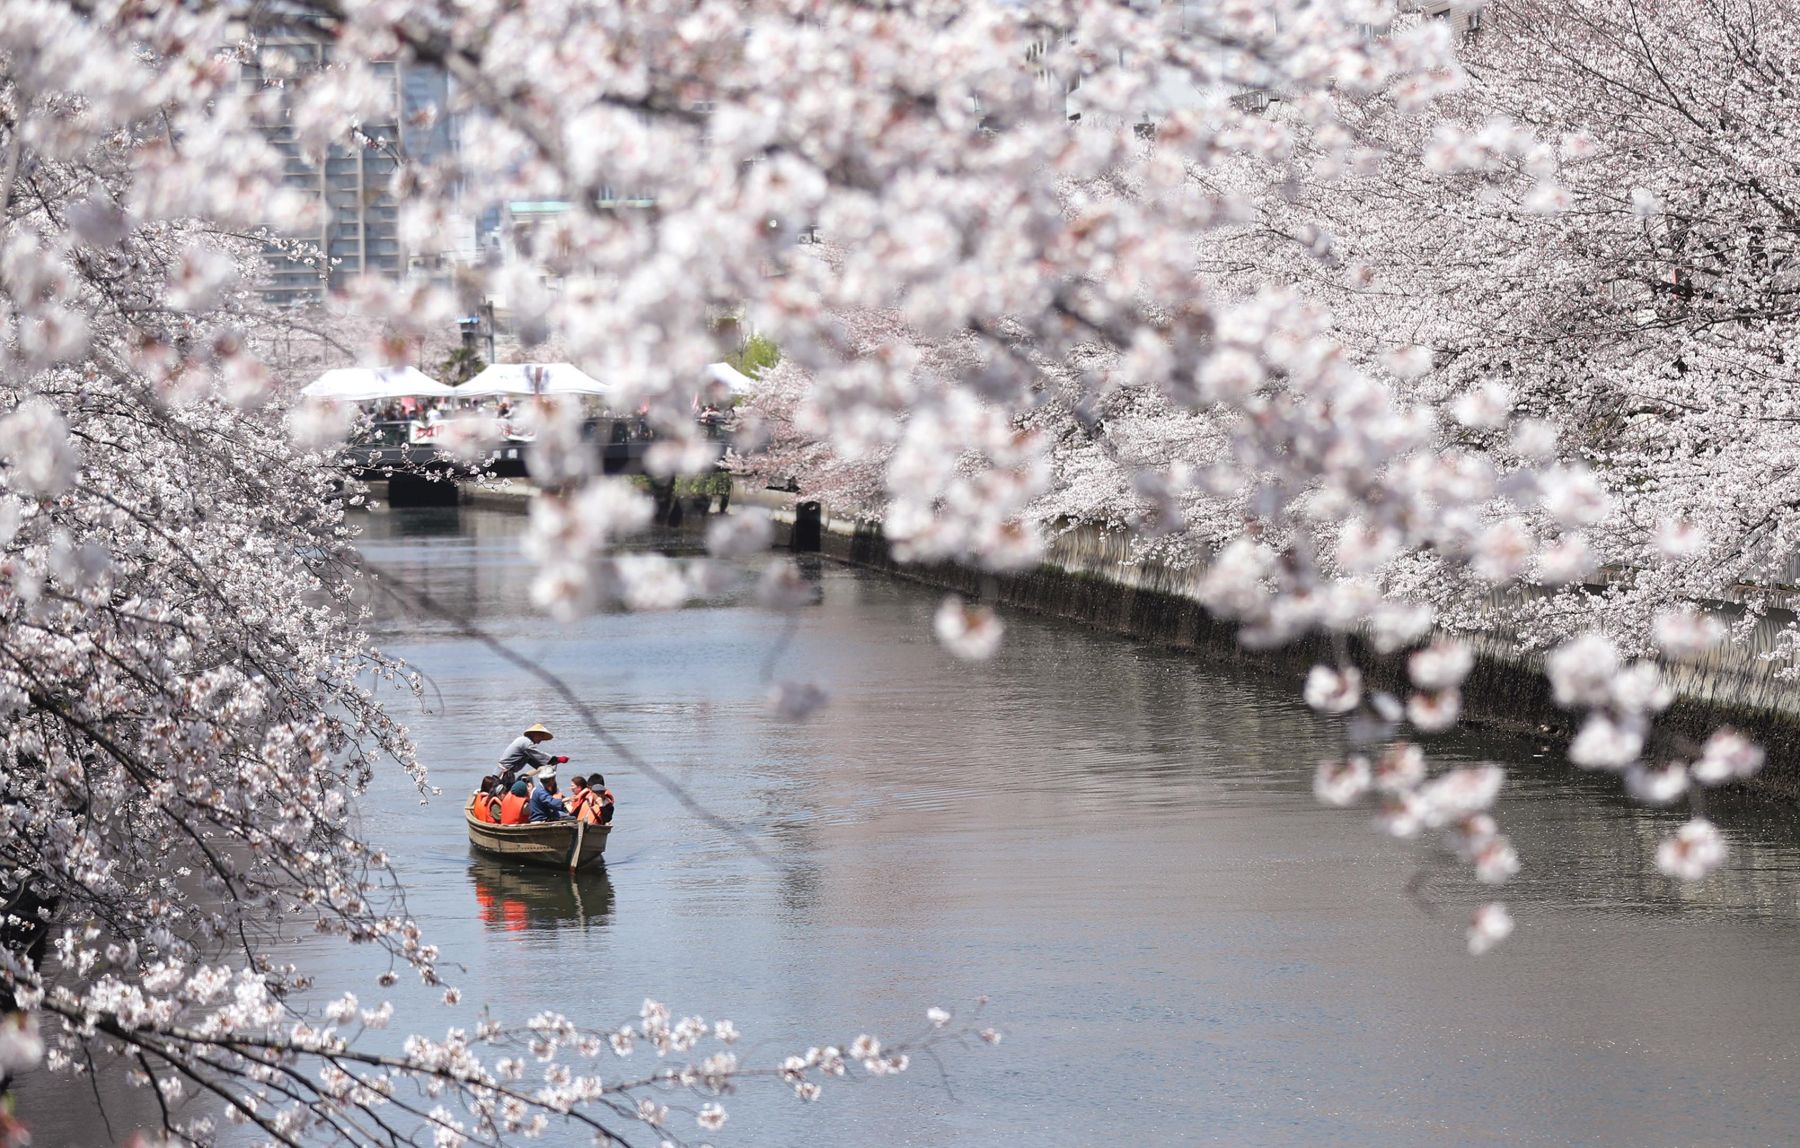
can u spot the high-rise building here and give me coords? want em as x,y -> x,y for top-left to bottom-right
240,27 -> 458,306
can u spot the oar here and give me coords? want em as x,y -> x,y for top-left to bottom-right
569,819 -> 586,875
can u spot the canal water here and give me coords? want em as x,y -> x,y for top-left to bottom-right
22,505 -> 1800,1145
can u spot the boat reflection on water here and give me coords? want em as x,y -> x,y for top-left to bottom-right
470,860 -> 615,932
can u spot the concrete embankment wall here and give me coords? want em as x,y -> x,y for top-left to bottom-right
735,487 -> 1800,803
379,477 -> 1800,801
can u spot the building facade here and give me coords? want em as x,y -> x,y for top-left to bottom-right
242,28 -> 459,306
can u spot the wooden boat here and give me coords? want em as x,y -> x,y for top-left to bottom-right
466,804 -> 610,872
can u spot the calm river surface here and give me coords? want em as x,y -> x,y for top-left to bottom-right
23,505 -> 1800,1145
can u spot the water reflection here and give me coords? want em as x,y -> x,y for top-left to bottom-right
470,861 -> 615,932
345,507 -> 1800,1147
382,505 -> 465,538
25,504 -> 1800,1148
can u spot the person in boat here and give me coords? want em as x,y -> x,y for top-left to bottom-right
567,775 -> 615,825
527,766 -> 573,823
498,723 -> 568,788
499,779 -> 532,825
468,775 -> 503,824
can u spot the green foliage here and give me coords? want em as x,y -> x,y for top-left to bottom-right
629,473 -> 732,499
725,333 -> 780,378
439,345 -> 485,387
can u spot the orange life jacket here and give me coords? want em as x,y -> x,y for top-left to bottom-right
566,789 -> 598,823
468,793 -> 501,824
499,792 -> 529,825
568,788 -> 615,824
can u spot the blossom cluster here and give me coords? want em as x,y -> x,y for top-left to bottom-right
0,0 -> 1785,1140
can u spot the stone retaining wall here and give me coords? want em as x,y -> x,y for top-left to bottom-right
735,486 -> 1800,802
394,477 -> 1800,799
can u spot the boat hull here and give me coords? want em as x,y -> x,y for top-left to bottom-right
466,811 -> 610,871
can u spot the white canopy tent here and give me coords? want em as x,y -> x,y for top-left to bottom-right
458,362 -> 611,397
301,366 -> 454,402
701,361 -> 757,396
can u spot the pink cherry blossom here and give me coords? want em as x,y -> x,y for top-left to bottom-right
1314,757 -> 1373,807
934,596 -> 1006,661
1690,729 -> 1765,785
1303,665 -> 1362,714
1656,819 -> 1729,881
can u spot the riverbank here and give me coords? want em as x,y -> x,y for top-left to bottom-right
365,477 -> 1800,800
335,504 -> 1800,1148
734,489 -> 1800,802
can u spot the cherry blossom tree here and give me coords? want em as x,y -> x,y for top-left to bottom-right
2,0 -> 1784,1141
1168,0 -> 1800,657
729,0 -> 1783,956
0,0 -> 1449,1140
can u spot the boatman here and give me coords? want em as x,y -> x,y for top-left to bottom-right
498,723 -> 567,787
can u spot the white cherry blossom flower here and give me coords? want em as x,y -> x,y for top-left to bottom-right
1523,180 -> 1572,213
848,1034 -> 880,1060
1444,813 -> 1498,859
1450,383 -> 1512,429
1377,792 -> 1429,838
613,554 -> 692,612
1652,610 -> 1726,658
1406,689 -> 1462,732
1197,347 -> 1265,405
1651,518 -> 1708,561
756,559 -> 818,610
1313,756 -> 1372,806
933,596 -> 1005,661
1302,664 -> 1362,714
286,399 -> 354,452
1372,742 -> 1427,793
1537,466 -> 1610,527
1473,836 -> 1520,885
1368,601 -> 1434,654
1509,418 -> 1559,460
1656,819 -> 1729,881
1609,661 -> 1672,715
1467,903 -> 1515,955
1380,344 -> 1434,379
0,1012 -> 44,1074
1546,633 -> 1620,708
1690,729 -> 1764,785
1471,519 -> 1533,582
1535,536 -> 1597,586
1567,713 -> 1644,771
1419,765 -> 1505,826
1369,691 -> 1405,723
1409,641 -> 1473,692
705,511 -> 774,559
1624,763 -> 1690,806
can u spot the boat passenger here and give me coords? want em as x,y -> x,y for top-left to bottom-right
499,779 -> 531,825
528,769 -> 572,823
566,776 -> 605,824
497,723 -> 567,786
468,775 -> 503,824
587,773 -> 616,825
